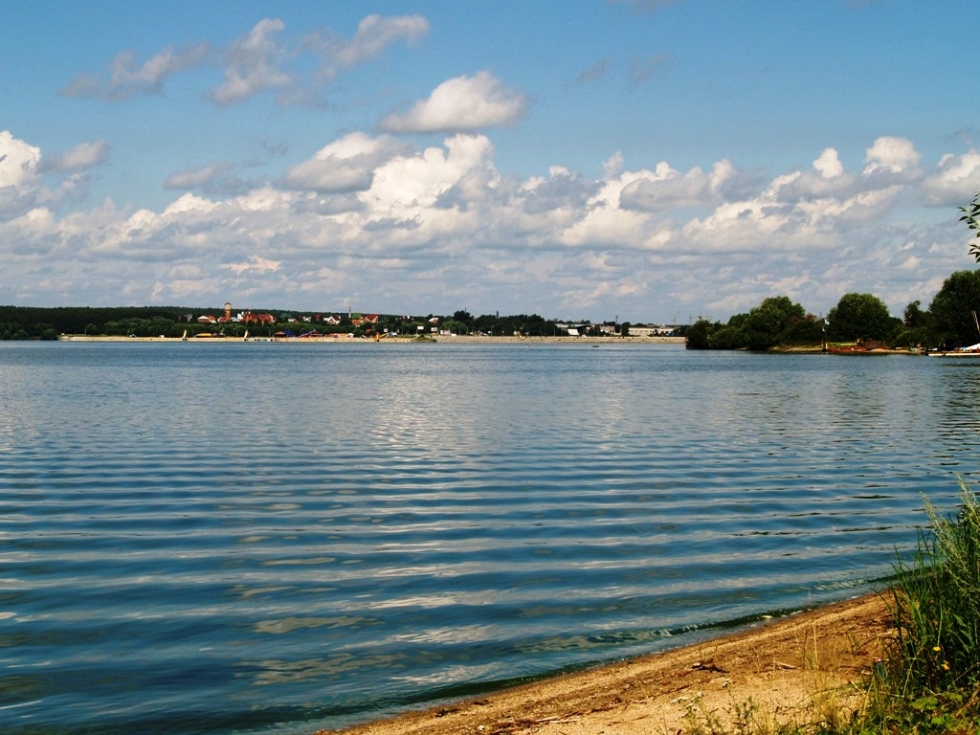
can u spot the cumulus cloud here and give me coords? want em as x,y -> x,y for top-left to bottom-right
0,144 -> 96,221
813,148 -> 844,178
61,43 -> 210,100
619,160 -> 735,212
922,150 -> 980,206
1,128 -> 974,321
863,136 -> 921,175
380,72 -> 527,133
283,133 -> 406,193
0,131 -> 41,188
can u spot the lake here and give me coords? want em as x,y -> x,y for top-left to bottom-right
1,341 -> 977,734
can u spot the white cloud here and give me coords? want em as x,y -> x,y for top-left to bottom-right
209,19 -> 292,106
1,129 -> 974,321
0,131 -> 41,188
813,148 -> 843,178
40,141 -> 110,173
61,14 -> 430,109
221,255 -> 281,275
61,43 -> 210,100
365,134 -> 498,214
619,160 -> 735,212
380,72 -> 527,133
863,136 -> 921,175
283,133 -> 405,193
603,152 -> 625,178
164,192 -> 218,216
323,14 -> 430,72
922,150 -> 980,207
165,163 -> 230,190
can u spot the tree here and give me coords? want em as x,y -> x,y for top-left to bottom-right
740,296 -> 806,351
685,319 -> 716,349
826,293 -> 897,342
620,322 -> 630,337
894,300 -> 935,349
929,270 -> 980,348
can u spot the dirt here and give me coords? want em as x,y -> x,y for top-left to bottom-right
318,594 -> 891,735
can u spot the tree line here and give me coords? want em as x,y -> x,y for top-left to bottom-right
686,269 -> 980,351
0,306 -> 576,341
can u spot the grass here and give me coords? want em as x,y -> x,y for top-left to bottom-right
682,480 -> 980,735
851,480 -> 980,734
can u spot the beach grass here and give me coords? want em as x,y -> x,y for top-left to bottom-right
850,480 -> 980,734
682,480 -> 980,735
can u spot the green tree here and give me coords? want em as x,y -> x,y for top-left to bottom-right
740,296 -> 807,351
892,299 -> 935,349
826,293 -> 897,342
707,324 -> 741,349
685,319 -> 717,350
929,270 -> 980,348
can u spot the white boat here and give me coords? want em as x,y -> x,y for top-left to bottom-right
929,311 -> 980,356
929,341 -> 980,357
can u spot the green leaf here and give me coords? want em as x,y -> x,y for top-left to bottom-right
911,695 -> 937,712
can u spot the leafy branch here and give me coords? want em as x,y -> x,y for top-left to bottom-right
958,192 -> 980,262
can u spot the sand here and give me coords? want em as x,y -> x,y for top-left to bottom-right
319,593 -> 890,735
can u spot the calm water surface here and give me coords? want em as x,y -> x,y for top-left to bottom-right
2,342 -> 979,734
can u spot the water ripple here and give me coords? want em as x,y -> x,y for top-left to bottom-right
0,343 -> 976,734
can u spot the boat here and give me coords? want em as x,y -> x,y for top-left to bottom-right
928,342 -> 980,358
928,311 -> 980,357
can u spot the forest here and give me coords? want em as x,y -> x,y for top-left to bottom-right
685,269 -> 980,352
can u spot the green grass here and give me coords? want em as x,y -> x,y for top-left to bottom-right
681,480 -> 980,735
850,481 -> 980,734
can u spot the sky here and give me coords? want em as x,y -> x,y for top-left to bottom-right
2,0 -> 979,323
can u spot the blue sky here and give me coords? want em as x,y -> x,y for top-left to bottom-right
2,0 -> 979,322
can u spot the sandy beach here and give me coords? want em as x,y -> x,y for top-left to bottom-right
321,593 -> 890,735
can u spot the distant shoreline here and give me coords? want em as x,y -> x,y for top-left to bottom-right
58,334 -> 688,345
55,335 -> 926,354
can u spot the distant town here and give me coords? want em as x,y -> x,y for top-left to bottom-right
0,303 -> 683,342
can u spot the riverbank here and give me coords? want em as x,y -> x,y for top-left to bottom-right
322,593 -> 890,735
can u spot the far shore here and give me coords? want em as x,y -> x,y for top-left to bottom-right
58,334 -> 688,345
55,334 -> 930,354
